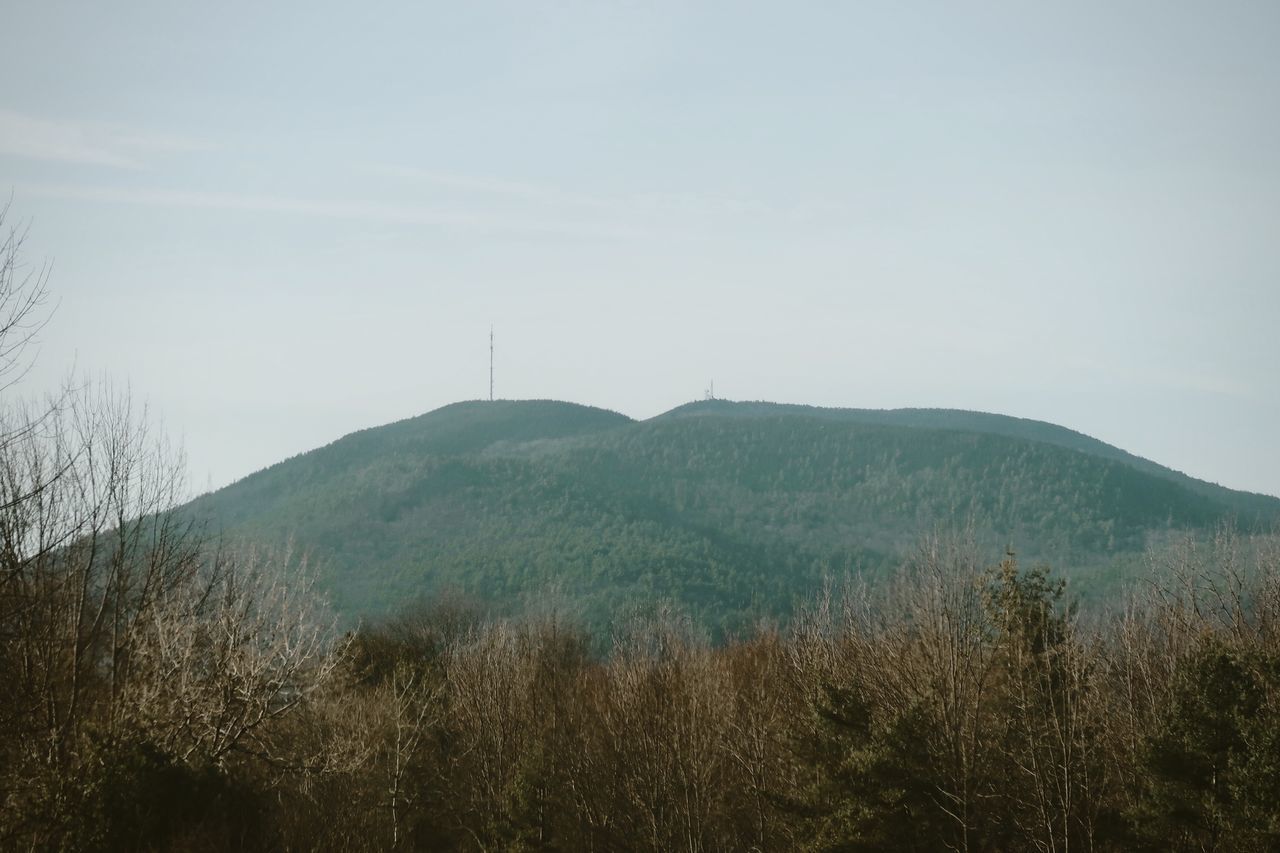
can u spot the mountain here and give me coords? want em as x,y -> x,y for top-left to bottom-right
189,399 -> 1280,635
658,400 -> 1279,519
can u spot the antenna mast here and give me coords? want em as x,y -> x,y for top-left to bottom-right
489,326 -> 494,402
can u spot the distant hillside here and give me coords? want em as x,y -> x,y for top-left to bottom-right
659,400 -> 1279,518
190,399 -> 1280,635
199,400 -> 634,531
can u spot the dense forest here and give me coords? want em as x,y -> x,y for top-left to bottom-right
192,398 -> 1280,634
8,480 -> 1280,851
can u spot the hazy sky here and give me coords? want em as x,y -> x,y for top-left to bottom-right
2,1 -> 1278,497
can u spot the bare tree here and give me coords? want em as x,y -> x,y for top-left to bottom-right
380,661 -> 440,849
0,209 -> 347,846
877,534 -> 999,853
123,542 -> 344,766
0,198 -> 52,396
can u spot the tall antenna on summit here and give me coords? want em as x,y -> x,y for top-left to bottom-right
489,325 -> 494,402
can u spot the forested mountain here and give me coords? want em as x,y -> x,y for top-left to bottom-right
190,399 -> 1280,632
661,399 -> 1280,518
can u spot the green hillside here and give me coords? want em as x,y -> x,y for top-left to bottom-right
660,400 -> 1280,518
190,399 -> 1280,635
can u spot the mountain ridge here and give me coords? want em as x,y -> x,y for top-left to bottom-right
657,399 -> 1279,515
189,398 -> 1279,632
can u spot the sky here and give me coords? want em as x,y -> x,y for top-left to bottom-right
1,0 -> 1278,497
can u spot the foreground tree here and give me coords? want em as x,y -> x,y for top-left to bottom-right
0,208 -> 345,851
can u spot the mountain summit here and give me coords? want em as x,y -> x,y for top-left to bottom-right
190,399 -> 1280,633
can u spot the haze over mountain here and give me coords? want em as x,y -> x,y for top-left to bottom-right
191,398 -> 1280,634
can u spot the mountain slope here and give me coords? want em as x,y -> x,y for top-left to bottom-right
659,400 -> 1279,518
190,399 -> 1280,633
197,400 -> 633,530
